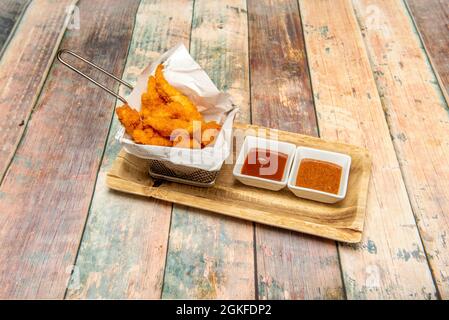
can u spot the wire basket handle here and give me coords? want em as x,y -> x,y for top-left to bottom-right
57,49 -> 134,104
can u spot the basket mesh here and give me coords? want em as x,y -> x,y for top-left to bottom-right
148,160 -> 219,185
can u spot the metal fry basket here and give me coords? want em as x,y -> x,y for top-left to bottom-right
57,49 -> 221,187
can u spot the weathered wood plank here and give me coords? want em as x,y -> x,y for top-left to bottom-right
162,0 -> 254,299
353,0 -> 449,299
406,0 -> 449,101
0,0 -> 75,182
248,0 -> 344,299
66,0 -> 194,299
299,0 -> 437,299
0,0 -> 30,53
0,0 -> 140,299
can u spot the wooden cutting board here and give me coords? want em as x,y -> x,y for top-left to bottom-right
106,123 -> 372,242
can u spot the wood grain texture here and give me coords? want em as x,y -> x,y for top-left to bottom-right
299,0 -> 436,299
249,0 -> 317,133
0,0 -> 75,182
162,0 -> 254,299
0,0 -> 30,53
66,0 -> 194,299
248,0 -> 344,299
0,0 -> 140,299
106,123 -> 372,243
407,0 -> 449,101
353,0 -> 449,299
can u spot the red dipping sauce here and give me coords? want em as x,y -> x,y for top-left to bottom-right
241,148 -> 288,181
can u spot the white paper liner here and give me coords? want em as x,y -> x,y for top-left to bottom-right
115,43 -> 239,171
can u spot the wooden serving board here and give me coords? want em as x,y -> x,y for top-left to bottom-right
106,123 -> 372,243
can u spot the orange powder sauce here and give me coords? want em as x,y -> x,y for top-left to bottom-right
241,148 -> 288,182
296,159 -> 342,194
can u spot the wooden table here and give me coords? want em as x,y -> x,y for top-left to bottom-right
0,0 -> 448,300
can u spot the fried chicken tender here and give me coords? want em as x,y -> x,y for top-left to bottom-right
155,64 -> 203,121
201,121 -> 221,147
132,128 -> 172,146
141,101 -> 189,120
116,105 -> 142,135
141,104 -> 172,119
166,101 -> 195,121
142,117 -> 195,137
141,76 -> 165,113
116,105 -> 172,147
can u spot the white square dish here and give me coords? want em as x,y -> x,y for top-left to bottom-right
288,147 -> 352,203
233,136 -> 296,191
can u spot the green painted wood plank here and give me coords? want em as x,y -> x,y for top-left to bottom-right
66,0 -> 194,299
248,0 -> 344,299
162,0 -> 254,299
0,0 -> 140,299
0,0 -> 30,54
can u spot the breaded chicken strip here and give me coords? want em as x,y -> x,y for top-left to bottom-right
141,76 -> 165,114
141,101 -> 190,121
200,121 -> 221,147
143,117 -> 194,137
116,105 -> 142,135
132,127 -> 172,146
155,64 -> 203,121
